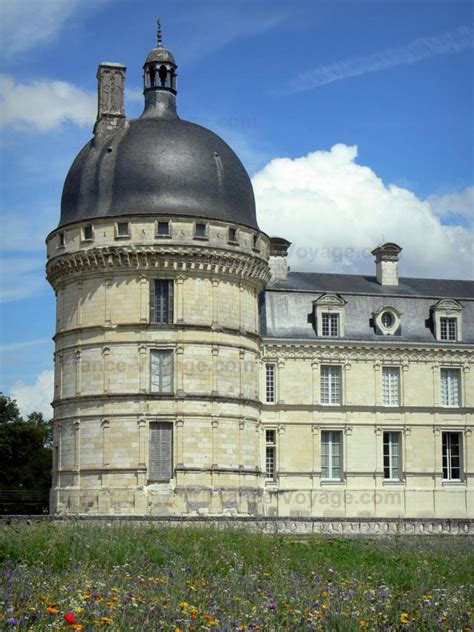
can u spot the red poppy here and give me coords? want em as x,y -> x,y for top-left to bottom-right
64,612 -> 78,625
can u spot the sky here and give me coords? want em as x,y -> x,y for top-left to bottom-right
0,0 -> 473,417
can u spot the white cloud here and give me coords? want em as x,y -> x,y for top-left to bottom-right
10,370 -> 54,419
0,257 -> 47,302
289,25 -> 474,93
252,144 -> 473,279
0,0 -> 111,56
428,186 -> 474,224
0,74 -> 96,132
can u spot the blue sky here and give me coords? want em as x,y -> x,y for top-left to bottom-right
0,0 -> 473,416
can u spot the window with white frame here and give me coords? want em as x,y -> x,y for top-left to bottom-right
150,350 -> 173,393
265,429 -> 276,480
322,313 -> 339,337
321,430 -> 342,480
440,317 -> 457,341
149,421 -> 173,481
441,368 -> 461,407
156,221 -> 170,237
82,224 -> 93,241
442,432 -> 462,480
320,366 -> 342,405
150,280 -> 174,324
383,432 -> 401,480
382,367 -> 400,406
265,363 -> 276,403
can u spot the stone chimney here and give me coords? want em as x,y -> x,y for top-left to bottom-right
269,237 -> 291,282
93,62 -> 127,140
371,242 -> 402,286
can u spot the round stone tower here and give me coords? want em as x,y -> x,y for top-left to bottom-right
46,25 -> 270,516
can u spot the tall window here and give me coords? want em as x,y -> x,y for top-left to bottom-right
265,429 -> 276,480
149,421 -> 173,481
150,350 -> 173,393
442,432 -> 462,480
150,280 -> 174,324
382,367 -> 400,406
440,317 -> 457,341
321,431 -> 342,480
322,313 -> 339,337
265,363 -> 276,403
320,366 -> 341,405
441,368 -> 461,407
383,432 -> 401,480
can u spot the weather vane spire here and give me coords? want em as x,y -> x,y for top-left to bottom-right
157,19 -> 163,47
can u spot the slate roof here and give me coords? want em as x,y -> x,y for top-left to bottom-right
261,272 -> 474,343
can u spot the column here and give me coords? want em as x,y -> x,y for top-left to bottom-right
277,359 -> 285,404
311,360 -> 319,405
104,276 -> 112,325
211,416 -> 219,468
211,346 -> 219,396
176,418 -> 185,467
211,277 -> 219,327
374,363 -> 382,407
75,350 -> 81,396
139,275 -> 148,323
102,347 -> 111,393
137,415 -> 146,468
343,362 -> 351,405
76,281 -> 83,327
432,364 -> 440,407
138,345 -> 147,393
73,419 -> 81,488
176,275 -> 185,323
176,345 -> 185,396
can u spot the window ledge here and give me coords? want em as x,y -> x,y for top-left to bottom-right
383,479 -> 405,485
227,240 -> 239,246
115,235 -> 130,240
442,480 -> 465,486
320,479 -> 345,485
193,235 -> 209,241
81,239 -> 94,244
155,234 -> 171,239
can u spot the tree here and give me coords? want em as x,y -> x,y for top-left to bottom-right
0,395 -> 52,514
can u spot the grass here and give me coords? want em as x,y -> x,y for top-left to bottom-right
0,522 -> 472,630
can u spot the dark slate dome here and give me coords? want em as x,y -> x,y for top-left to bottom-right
59,118 -> 258,229
59,31 -> 258,230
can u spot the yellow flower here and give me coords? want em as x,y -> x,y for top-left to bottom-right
101,616 -> 112,624
400,612 -> 409,624
359,620 -> 368,628
74,607 -> 84,614
179,601 -> 189,608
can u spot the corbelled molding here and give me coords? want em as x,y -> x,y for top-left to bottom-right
262,341 -> 473,366
46,244 -> 271,287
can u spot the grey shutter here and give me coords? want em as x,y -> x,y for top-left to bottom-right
149,422 -> 173,481
149,281 -> 156,323
150,351 -> 161,392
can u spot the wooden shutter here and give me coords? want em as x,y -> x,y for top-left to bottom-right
149,422 -> 173,481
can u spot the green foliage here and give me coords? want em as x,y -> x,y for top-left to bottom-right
0,395 -> 52,514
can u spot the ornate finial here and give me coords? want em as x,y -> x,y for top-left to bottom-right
157,19 -> 163,47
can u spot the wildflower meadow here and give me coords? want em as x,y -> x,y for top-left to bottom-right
0,522 -> 472,631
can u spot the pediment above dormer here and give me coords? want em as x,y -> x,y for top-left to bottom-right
312,293 -> 347,306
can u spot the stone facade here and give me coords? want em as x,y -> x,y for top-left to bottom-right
46,32 -> 473,520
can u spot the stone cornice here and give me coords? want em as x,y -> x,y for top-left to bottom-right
46,244 -> 270,287
262,339 -> 474,365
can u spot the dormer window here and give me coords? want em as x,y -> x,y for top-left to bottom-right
57,231 -> 65,248
431,299 -> 463,342
313,294 -> 346,338
373,306 -> 401,336
252,234 -> 260,252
